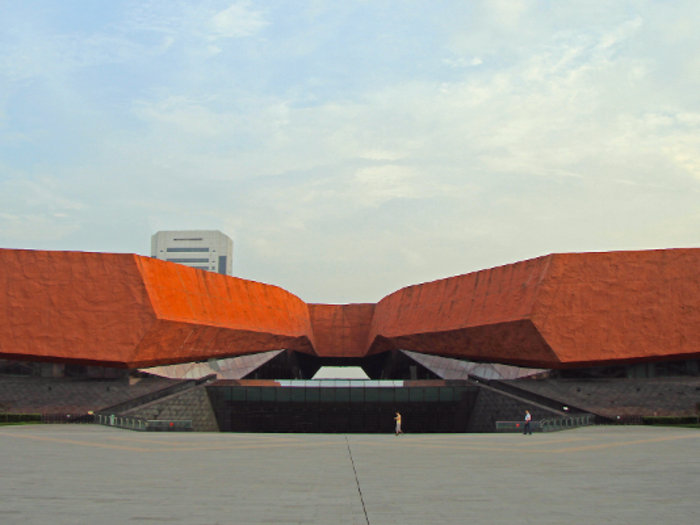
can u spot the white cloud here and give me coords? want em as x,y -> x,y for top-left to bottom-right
352,165 -> 430,206
486,0 -> 532,28
0,212 -> 79,242
210,2 -> 268,38
120,12 -> 699,195
1,1 -> 700,301
441,57 -> 483,68
133,96 -> 234,136
0,178 -> 85,242
122,0 -> 267,45
665,141 -> 700,181
358,150 -> 404,161
0,28 -> 144,81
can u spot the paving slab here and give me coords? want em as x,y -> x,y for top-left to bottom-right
1,425 -> 699,524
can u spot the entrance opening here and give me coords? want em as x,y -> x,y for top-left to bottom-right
207,380 -> 478,433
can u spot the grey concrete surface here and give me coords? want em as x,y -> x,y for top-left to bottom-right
0,425 -> 699,524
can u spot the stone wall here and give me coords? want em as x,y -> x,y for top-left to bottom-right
467,386 -> 564,433
124,385 -> 219,432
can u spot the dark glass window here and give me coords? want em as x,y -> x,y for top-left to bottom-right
306,388 -> 320,402
395,388 -> 410,402
335,388 -> 350,402
276,388 -> 291,402
364,389 -> 379,402
166,258 -> 210,263
247,387 -> 261,401
439,388 -> 454,402
207,380 -> 472,433
167,247 -> 210,252
454,387 -> 469,401
350,388 -> 364,403
424,388 -> 439,402
409,388 -> 424,402
230,388 -> 246,401
379,388 -> 394,402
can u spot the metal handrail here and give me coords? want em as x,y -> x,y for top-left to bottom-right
539,414 -> 594,432
95,413 -> 147,431
94,413 -> 193,432
496,414 -> 594,433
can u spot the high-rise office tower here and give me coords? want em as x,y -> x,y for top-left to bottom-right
151,230 -> 233,275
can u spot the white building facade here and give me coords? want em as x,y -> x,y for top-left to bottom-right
150,230 -> 233,276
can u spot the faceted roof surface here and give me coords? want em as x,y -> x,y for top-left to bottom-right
2,247 -> 699,369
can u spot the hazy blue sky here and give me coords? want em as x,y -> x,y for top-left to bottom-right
1,1 -> 699,303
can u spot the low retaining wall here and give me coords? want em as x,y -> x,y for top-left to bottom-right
94,413 -> 192,431
496,414 -> 595,433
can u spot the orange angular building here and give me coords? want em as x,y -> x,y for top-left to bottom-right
1,247 -> 700,371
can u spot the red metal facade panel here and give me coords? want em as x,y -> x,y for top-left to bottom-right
531,250 -> 700,367
135,256 -> 316,362
383,320 -> 558,368
2,247 -> 700,369
368,256 -> 551,343
0,250 -> 316,368
0,249 -> 156,367
128,320 -> 314,368
308,304 -> 375,357
136,256 -> 313,336
364,256 -> 557,366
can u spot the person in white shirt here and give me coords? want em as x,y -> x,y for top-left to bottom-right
524,410 -> 532,435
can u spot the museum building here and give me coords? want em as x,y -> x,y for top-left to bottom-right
2,247 -> 700,432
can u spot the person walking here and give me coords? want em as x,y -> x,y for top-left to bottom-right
394,412 -> 404,436
524,410 -> 532,435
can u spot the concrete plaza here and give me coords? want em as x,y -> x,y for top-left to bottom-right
0,425 -> 698,525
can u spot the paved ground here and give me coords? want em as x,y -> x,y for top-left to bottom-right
1,425 -> 699,525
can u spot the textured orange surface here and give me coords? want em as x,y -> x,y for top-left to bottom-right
2,247 -> 700,369
367,256 -> 553,360
0,249 -> 159,367
0,249 -> 315,368
530,249 -> 700,367
308,304 -> 375,357
132,256 -> 315,367
367,249 -> 700,368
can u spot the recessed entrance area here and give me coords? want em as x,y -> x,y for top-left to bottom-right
207,380 -> 478,433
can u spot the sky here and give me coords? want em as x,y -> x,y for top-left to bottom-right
312,366 -> 369,380
1,1 -> 699,304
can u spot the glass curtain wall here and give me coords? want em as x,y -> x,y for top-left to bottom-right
207,380 -> 478,433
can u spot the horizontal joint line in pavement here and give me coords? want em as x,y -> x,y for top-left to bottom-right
0,431 -> 151,452
551,433 -> 700,453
